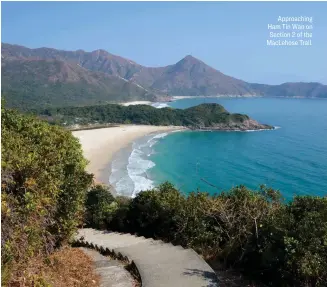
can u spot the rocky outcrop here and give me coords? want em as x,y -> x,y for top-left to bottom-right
194,119 -> 274,131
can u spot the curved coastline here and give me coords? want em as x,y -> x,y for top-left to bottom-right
73,124 -> 276,197
72,125 -> 184,188
110,126 -> 278,197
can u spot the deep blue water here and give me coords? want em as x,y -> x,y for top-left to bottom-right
147,98 -> 327,199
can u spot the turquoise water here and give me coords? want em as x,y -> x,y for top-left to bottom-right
148,98 -> 327,199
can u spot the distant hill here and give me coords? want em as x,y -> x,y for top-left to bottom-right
1,44 -> 157,110
2,43 -> 327,110
250,82 -> 327,98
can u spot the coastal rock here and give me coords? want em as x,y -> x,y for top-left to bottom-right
193,119 -> 274,131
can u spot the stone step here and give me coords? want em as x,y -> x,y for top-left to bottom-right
78,231 -> 149,249
115,241 -> 189,261
134,249 -> 217,287
80,247 -> 134,287
75,228 -> 218,287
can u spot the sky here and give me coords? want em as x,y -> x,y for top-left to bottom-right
2,1 -> 327,84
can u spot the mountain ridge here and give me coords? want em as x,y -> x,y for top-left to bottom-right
2,42 -> 327,110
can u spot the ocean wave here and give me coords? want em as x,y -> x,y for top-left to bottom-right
115,175 -> 134,197
126,132 -> 170,197
111,131 -> 172,197
127,145 -> 155,197
153,132 -> 168,139
147,132 -> 168,148
151,102 -> 170,109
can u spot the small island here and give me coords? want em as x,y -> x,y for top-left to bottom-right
42,103 -> 274,131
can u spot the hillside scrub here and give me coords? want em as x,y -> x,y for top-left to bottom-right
87,183 -> 327,286
5,247 -> 100,287
1,106 -> 93,285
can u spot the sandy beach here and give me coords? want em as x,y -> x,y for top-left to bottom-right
72,125 -> 182,184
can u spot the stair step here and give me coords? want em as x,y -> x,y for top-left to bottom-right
75,229 -> 218,287
80,247 -> 134,287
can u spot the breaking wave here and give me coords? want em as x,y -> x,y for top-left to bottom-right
151,102 -> 170,109
110,132 -> 169,197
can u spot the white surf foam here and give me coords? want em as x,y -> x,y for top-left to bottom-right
243,128 -> 272,132
111,131 -> 174,197
151,102 -> 170,109
153,132 -> 168,139
243,126 -> 281,132
146,132 -> 168,147
127,146 -> 155,197
126,132 -> 172,197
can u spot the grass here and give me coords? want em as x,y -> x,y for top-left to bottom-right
6,247 -> 100,287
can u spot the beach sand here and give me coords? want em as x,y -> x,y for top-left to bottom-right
72,125 -> 182,185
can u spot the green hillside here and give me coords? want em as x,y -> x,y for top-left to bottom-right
43,103 -> 273,130
1,59 -> 156,111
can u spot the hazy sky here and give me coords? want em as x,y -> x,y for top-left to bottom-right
2,2 -> 327,84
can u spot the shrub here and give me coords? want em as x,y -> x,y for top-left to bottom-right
109,195 -> 132,232
285,196 -> 327,286
100,183 -> 327,286
125,182 -> 185,240
114,184 -> 282,261
1,107 -> 93,285
244,196 -> 327,286
85,184 -> 117,229
206,185 -> 282,263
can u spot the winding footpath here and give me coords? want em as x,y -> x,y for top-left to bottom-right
75,228 -> 218,287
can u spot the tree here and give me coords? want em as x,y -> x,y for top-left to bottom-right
85,185 -> 117,229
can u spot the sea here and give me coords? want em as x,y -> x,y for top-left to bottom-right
109,97 -> 327,199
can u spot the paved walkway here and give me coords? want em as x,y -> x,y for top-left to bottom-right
80,247 -> 135,287
75,228 -> 218,287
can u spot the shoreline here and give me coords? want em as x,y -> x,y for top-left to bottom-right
72,125 -> 184,186
73,123 -> 276,197
120,101 -> 152,106
171,95 -> 263,100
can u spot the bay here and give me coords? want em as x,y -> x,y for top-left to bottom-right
147,97 -> 327,199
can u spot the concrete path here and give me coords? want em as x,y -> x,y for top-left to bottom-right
75,228 -> 218,287
80,247 -> 135,287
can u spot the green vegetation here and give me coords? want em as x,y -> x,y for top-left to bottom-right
84,185 -> 118,229
86,183 -> 327,286
1,106 -> 93,285
41,103 -> 266,130
2,105 -> 325,286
